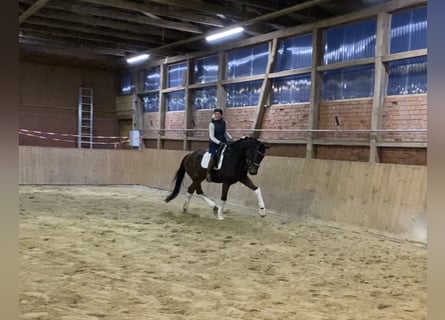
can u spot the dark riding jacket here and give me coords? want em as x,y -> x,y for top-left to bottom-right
209,118 -> 228,155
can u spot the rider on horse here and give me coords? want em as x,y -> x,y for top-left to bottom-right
206,108 -> 232,182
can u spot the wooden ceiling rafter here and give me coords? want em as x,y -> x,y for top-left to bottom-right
22,18 -> 165,45
20,0 -> 204,34
28,10 -> 185,41
18,0 -> 403,69
78,0 -> 226,27
19,0 -> 51,24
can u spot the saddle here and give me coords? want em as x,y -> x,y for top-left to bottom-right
201,144 -> 227,170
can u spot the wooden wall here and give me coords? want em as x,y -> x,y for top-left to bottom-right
19,60 -> 119,148
19,146 -> 426,242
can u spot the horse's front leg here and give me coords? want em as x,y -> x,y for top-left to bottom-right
240,177 -> 266,217
217,182 -> 230,220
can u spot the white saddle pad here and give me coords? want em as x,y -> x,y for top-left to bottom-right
201,146 -> 226,170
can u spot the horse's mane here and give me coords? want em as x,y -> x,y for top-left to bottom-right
230,136 -> 258,148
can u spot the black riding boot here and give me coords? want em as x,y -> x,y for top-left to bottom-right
206,155 -> 216,182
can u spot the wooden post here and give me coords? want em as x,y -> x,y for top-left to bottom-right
158,63 -> 167,149
183,58 -> 193,151
306,29 -> 323,159
253,38 -> 278,139
133,70 -> 145,149
216,52 -> 226,111
370,12 -> 390,163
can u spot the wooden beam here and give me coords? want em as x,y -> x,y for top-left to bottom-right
141,0 -> 253,20
240,0 -> 331,27
376,141 -> 427,148
20,28 -> 146,53
189,81 -> 218,90
184,59 -> 193,151
370,12 -> 390,163
158,64 -> 167,149
306,29 -> 323,159
79,0 -> 225,27
19,35 -> 128,57
23,17 -> 163,45
382,48 -> 427,62
253,39 -> 278,139
316,58 -> 376,71
221,74 -> 266,85
225,0 -> 278,12
23,0 -> 204,34
19,44 -> 119,67
216,52 -> 227,111
318,0 -> 360,14
19,0 -> 51,25
268,67 -> 313,79
32,10 -> 181,41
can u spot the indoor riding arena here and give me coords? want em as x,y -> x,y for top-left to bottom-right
19,0 -> 427,319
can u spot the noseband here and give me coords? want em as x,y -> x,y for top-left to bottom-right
246,149 -> 264,168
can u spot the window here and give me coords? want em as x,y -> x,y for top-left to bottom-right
324,19 -> 376,64
143,67 -> 160,91
142,93 -> 159,112
272,74 -> 311,104
323,64 -> 374,100
387,56 -> 427,95
193,87 -> 217,110
166,90 -> 185,111
194,55 -> 218,84
119,73 -> 135,95
225,80 -> 262,107
167,63 -> 187,88
227,44 -> 269,79
275,34 -> 312,72
390,7 -> 427,54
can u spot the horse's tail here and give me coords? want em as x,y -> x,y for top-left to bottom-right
164,156 -> 187,203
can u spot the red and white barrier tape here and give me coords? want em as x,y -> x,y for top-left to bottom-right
19,128 -> 127,139
19,129 -> 129,146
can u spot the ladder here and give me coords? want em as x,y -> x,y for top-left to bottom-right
77,87 -> 94,148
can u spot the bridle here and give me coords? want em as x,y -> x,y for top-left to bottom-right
246,147 -> 265,169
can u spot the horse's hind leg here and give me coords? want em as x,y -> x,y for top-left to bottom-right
183,181 -> 200,213
183,192 -> 192,213
195,184 -> 218,214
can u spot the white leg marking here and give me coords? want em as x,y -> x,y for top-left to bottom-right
217,200 -> 226,220
200,194 -> 216,209
254,188 -> 266,217
183,192 -> 192,212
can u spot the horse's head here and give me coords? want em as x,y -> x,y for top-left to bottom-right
244,139 -> 269,175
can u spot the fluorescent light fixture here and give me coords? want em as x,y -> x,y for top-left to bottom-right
126,53 -> 150,64
206,27 -> 244,42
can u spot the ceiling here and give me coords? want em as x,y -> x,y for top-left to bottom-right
18,0 -> 390,69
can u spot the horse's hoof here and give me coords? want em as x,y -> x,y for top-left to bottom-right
217,215 -> 224,220
259,208 -> 266,217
